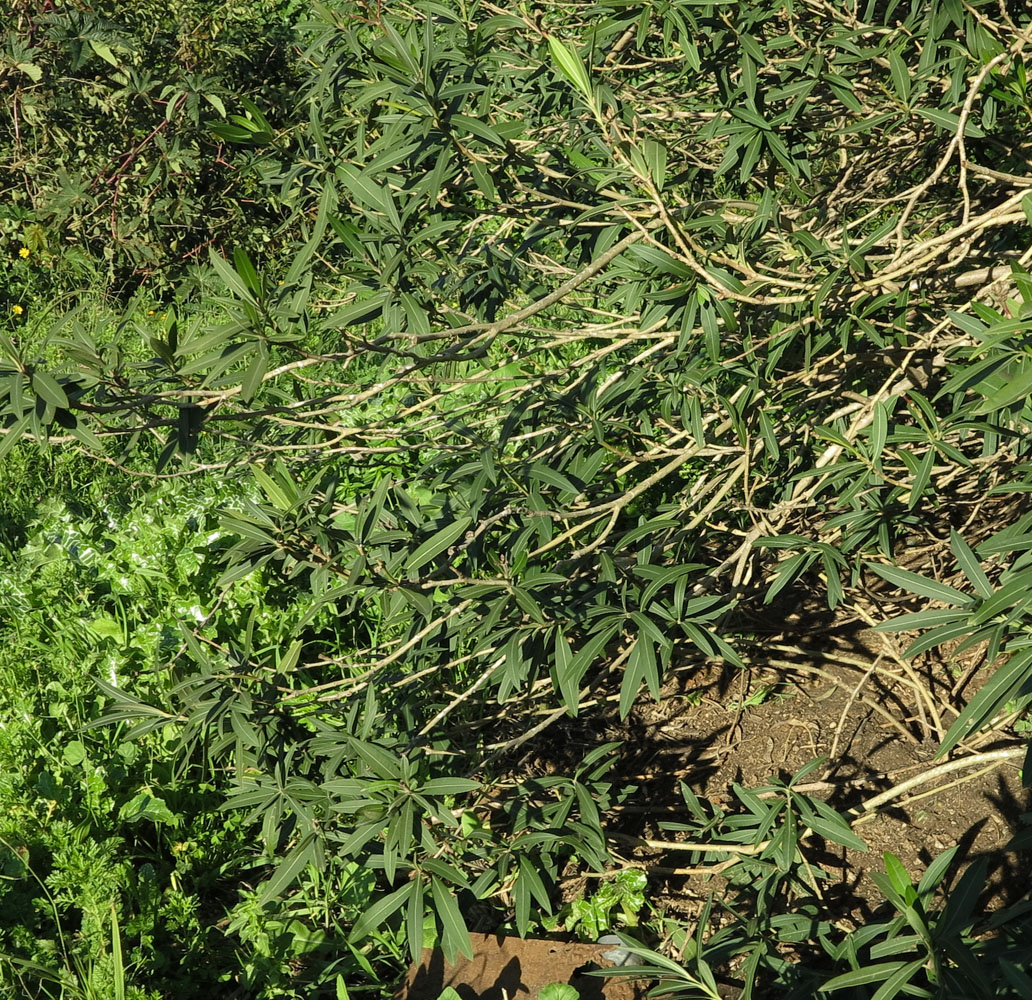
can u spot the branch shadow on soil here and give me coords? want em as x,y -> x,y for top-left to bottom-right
484,585 -> 1032,996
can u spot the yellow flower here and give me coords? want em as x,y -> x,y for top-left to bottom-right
11,304 -> 24,315
18,247 -> 30,259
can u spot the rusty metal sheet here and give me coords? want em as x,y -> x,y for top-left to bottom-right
397,933 -> 648,1000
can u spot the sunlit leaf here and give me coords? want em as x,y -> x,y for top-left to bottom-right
547,35 -> 592,101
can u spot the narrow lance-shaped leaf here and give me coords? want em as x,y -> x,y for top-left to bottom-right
866,562 -> 974,607
547,36 -> 593,102
620,633 -> 658,720
554,628 -> 578,716
233,247 -> 262,297
0,415 -> 30,461
257,831 -> 319,906
950,529 -> 994,599
406,873 -> 424,963
431,877 -> 473,964
209,249 -> 258,304
974,361 -> 1032,414
887,48 -> 911,105
406,516 -> 471,575
348,881 -> 415,944
32,371 -> 68,410
239,345 -> 268,404
938,648 -> 1032,757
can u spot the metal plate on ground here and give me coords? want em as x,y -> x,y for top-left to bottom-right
396,933 -> 647,1000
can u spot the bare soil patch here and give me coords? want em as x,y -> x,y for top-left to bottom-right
502,599 -> 1031,972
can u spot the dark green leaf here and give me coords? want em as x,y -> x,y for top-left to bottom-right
31,372 -> 69,410
348,881 -> 414,944
258,832 -> 318,906
866,562 -> 974,607
938,649 -> 1032,756
406,516 -> 471,575
431,877 -> 473,964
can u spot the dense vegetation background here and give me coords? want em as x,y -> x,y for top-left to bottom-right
3,0 -> 1032,997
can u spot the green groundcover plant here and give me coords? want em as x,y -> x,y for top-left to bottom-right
3,0 -> 1032,997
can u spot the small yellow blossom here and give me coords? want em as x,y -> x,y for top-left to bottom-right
12,304 -> 24,315
18,247 -> 30,259
148,309 -> 155,315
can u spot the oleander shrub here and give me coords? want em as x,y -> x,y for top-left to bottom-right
3,0 -> 1032,997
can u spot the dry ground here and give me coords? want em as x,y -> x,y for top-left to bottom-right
494,593 -> 1030,992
